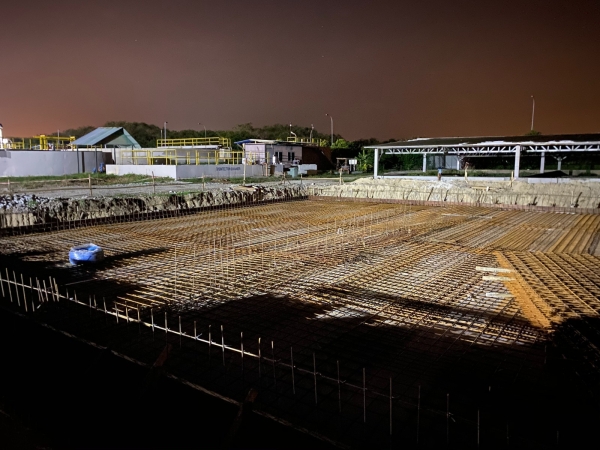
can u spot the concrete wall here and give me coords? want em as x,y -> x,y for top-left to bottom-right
106,164 -> 267,180
106,165 -> 177,178
244,143 -> 302,164
0,150 -> 112,177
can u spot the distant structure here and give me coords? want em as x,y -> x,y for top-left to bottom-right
72,127 -> 141,149
367,133 -> 600,179
0,123 -> 4,149
235,138 -> 334,173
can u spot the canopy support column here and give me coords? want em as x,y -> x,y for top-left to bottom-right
422,154 -> 427,172
540,151 -> 545,174
373,149 -> 379,179
514,145 -> 521,179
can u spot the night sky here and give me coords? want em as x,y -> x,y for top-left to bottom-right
1,0 -> 599,140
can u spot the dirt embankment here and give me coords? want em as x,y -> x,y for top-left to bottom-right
317,178 -> 600,209
0,185 -> 306,228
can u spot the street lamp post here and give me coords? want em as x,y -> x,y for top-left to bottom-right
164,122 -> 168,142
325,113 -> 333,146
309,124 -> 314,142
198,122 -> 206,139
531,95 -> 535,131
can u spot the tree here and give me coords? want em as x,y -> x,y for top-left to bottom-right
58,125 -> 96,138
356,148 -> 373,172
331,139 -> 350,149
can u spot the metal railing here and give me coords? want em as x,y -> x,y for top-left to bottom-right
34,135 -> 76,151
157,137 -> 232,148
286,136 -> 319,145
122,148 -> 243,165
2,140 -> 25,149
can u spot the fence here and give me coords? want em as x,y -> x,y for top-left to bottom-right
120,148 -> 243,165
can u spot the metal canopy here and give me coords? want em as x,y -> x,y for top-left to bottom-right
366,133 -> 600,155
72,127 -> 141,148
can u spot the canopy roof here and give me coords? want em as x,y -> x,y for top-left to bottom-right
72,127 -> 141,148
366,133 -> 600,154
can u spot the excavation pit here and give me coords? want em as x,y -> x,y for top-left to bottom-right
1,198 -> 599,448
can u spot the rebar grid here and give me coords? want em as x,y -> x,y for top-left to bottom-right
1,198 -> 600,447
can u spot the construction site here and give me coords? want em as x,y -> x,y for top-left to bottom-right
0,175 -> 599,449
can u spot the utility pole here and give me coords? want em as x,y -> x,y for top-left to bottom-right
164,121 -> 168,141
325,113 -> 333,146
531,95 -> 535,131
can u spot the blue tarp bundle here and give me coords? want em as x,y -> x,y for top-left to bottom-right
69,244 -> 104,265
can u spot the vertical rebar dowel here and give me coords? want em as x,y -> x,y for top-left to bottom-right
221,325 -> 225,366
0,269 -> 4,298
258,337 -> 262,377
42,279 -> 49,303
13,272 -> 27,312
291,347 -> 295,395
271,341 -> 276,387
179,316 -> 182,347
20,274 -> 27,311
194,321 -> 197,346
30,278 -> 35,312
89,295 -> 92,316
241,332 -> 244,372
52,278 -> 59,302
363,367 -> 366,423
115,305 -> 119,323
446,393 -> 450,446
164,312 -> 168,342
6,269 -> 14,304
13,272 -> 20,307
389,377 -> 393,436
150,308 -> 154,333
313,353 -> 318,405
417,385 -> 421,445
125,305 -> 129,324
193,246 -> 196,291
137,308 -> 141,334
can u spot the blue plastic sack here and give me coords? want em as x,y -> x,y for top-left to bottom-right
69,244 -> 105,265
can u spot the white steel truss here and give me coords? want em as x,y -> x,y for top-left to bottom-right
367,142 -> 600,155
